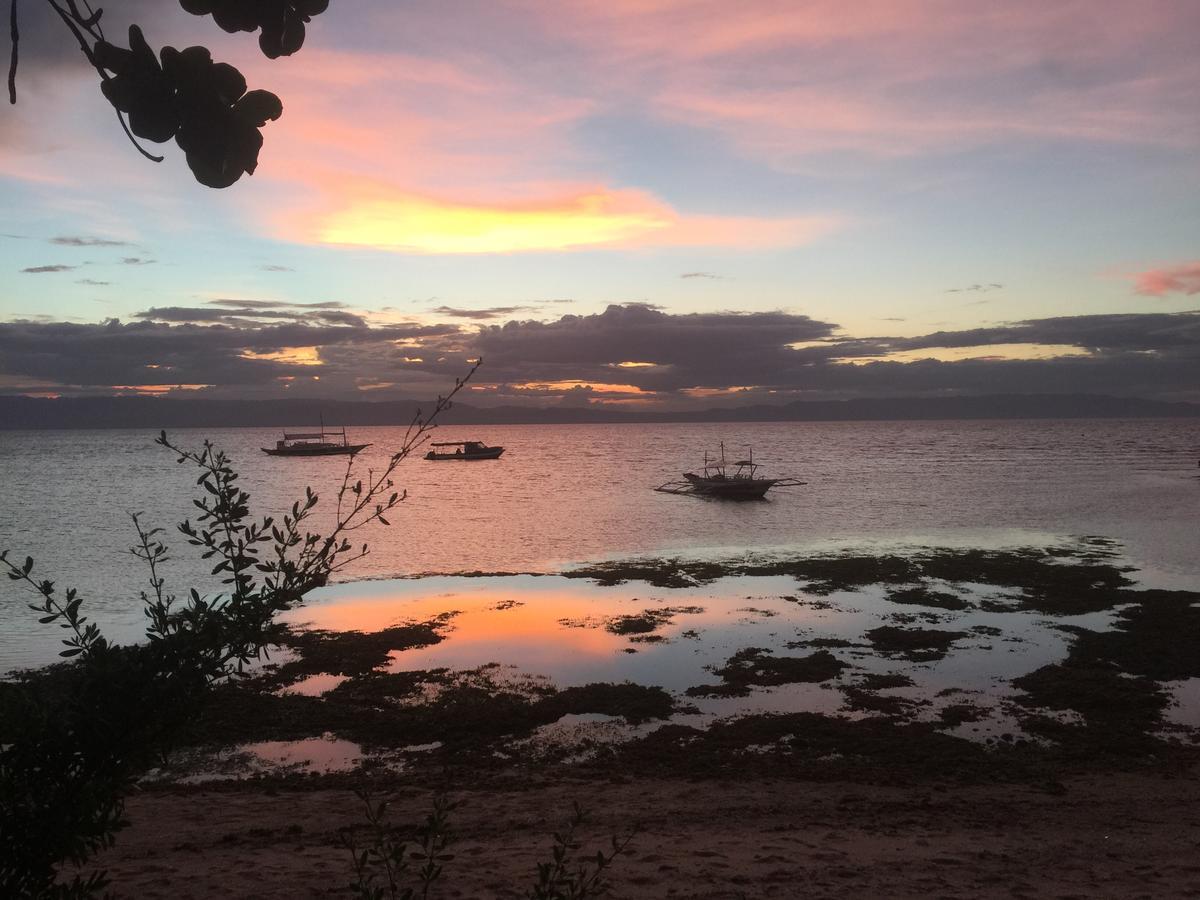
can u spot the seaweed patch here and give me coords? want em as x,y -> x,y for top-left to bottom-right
687,648 -> 849,698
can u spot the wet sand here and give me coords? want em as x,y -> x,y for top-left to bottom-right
94,770 -> 1200,898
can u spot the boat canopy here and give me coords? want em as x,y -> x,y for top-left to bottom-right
430,441 -> 486,446
283,432 -> 326,440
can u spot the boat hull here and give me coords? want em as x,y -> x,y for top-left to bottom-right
683,474 -> 776,499
424,447 -> 505,460
262,443 -> 370,457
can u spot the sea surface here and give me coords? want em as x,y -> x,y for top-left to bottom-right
1,418 -> 1198,671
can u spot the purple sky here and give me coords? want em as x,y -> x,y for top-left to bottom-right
2,1 -> 1198,405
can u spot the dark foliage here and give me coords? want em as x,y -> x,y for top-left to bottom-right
340,795 -> 634,900
8,1 -> 329,186
180,0 -> 330,59
96,26 -> 283,186
0,369 -> 473,896
342,792 -> 455,900
528,803 -> 635,900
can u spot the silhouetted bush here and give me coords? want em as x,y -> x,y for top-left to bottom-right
1,374 -> 470,895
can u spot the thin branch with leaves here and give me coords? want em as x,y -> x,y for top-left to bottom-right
0,363 -> 476,895
528,803 -> 637,900
342,791 -> 457,900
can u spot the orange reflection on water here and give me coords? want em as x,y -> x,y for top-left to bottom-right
286,574 -> 841,690
289,580 -> 648,671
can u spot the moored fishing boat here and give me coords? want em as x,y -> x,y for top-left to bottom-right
262,423 -> 369,457
656,444 -> 804,499
424,440 -> 505,460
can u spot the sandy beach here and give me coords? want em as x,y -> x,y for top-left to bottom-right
94,770 -> 1200,898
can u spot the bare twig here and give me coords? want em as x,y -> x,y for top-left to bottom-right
43,0 -> 95,64
115,108 -> 166,162
37,0 -> 164,161
7,0 -> 18,104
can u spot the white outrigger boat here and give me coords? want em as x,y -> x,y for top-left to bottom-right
655,444 -> 804,499
262,422 -> 370,457
424,440 -> 505,461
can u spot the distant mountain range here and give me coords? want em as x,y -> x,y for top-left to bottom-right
2,393 -> 1198,429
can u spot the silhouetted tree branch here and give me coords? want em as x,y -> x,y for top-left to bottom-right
0,362 -> 476,895
8,0 -> 329,185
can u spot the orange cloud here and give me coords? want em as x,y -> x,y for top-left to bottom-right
509,380 -> 648,394
239,346 -> 324,366
1133,262 -> 1200,297
837,343 -> 1092,365
110,384 -> 211,395
679,385 -> 759,398
269,179 -> 840,253
227,44 -> 843,253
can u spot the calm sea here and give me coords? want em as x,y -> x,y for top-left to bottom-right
1,419 -> 1197,669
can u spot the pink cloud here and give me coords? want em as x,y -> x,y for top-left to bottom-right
1134,262 -> 1200,297
8,0 -> 1196,258
237,48 -> 595,192
229,45 -> 844,253
523,0 -> 1200,167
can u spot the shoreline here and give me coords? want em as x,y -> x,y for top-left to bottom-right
7,540 -> 1200,896
81,540 -> 1200,787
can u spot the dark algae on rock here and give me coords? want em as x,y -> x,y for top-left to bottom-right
886,585 -> 970,611
864,626 -> 967,661
686,648 -> 849,698
272,615 -> 452,679
563,541 -> 1138,615
1009,587 -> 1200,752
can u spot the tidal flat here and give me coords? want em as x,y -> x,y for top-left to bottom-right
14,537 -> 1182,786
10,538 -> 1199,897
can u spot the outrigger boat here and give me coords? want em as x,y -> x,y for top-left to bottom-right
424,440 -> 505,461
656,444 -> 804,499
262,421 -> 370,457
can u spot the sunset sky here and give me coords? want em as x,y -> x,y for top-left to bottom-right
2,0 -> 1198,406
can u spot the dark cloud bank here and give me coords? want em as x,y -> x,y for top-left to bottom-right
2,304 -> 1199,426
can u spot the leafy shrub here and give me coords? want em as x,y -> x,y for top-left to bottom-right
1,375 -> 470,896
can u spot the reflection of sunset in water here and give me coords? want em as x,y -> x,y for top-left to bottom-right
278,570 -> 1137,731
286,574 -> 872,695
284,576 -> 737,683
300,586 -> 624,660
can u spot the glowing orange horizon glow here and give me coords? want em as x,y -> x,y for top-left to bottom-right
271,179 -> 841,254
680,385 -> 759,397
510,380 -> 648,394
239,347 -> 324,366
316,188 -> 668,253
579,396 -> 661,406
836,343 -> 1093,365
110,385 -> 211,395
